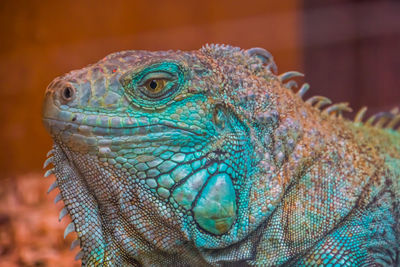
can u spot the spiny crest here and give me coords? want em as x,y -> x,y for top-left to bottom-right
280,67 -> 399,130
354,107 -> 400,130
203,45 -> 399,132
276,69 -> 352,117
43,146 -> 82,263
239,48 -> 352,120
246,47 -> 278,74
272,60 -> 398,130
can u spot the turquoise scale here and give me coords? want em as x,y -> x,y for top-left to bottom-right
193,173 -> 237,235
172,168 -> 237,235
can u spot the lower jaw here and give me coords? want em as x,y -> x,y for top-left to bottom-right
49,143 -> 171,265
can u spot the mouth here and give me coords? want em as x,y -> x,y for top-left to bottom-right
43,115 -> 206,138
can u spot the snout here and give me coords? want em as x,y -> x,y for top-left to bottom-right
42,78 -> 79,135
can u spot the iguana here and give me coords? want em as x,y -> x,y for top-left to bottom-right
42,45 -> 400,266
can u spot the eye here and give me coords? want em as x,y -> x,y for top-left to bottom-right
137,72 -> 176,98
144,78 -> 166,94
62,86 -> 75,101
120,62 -> 185,108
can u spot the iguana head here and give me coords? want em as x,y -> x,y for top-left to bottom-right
42,45 -> 303,265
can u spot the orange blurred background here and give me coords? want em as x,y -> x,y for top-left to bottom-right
0,0 -> 398,266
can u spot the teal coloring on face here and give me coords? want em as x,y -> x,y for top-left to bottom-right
121,62 -> 186,109
157,174 -> 175,189
193,173 -> 237,235
172,169 -> 209,210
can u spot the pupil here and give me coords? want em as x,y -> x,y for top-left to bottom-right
149,80 -> 158,90
63,87 -> 72,99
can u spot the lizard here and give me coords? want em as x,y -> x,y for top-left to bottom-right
42,44 -> 400,266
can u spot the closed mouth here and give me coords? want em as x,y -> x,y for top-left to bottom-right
43,117 -> 206,138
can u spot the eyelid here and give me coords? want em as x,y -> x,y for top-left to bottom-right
137,71 -> 175,86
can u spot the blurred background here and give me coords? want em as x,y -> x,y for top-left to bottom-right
0,0 -> 398,266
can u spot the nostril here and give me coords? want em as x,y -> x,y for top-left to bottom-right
62,86 -> 75,101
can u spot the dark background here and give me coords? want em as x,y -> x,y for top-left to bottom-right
0,1 -> 398,265
0,0 -> 399,177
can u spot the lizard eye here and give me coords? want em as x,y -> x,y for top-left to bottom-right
136,71 -> 176,99
144,78 -> 166,94
121,62 -> 185,108
61,86 -> 75,101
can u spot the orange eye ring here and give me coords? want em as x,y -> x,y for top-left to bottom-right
144,79 -> 166,94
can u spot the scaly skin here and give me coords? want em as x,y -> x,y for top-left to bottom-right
42,45 -> 400,266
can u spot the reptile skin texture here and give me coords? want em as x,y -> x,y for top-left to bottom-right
42,45 -> 400,266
